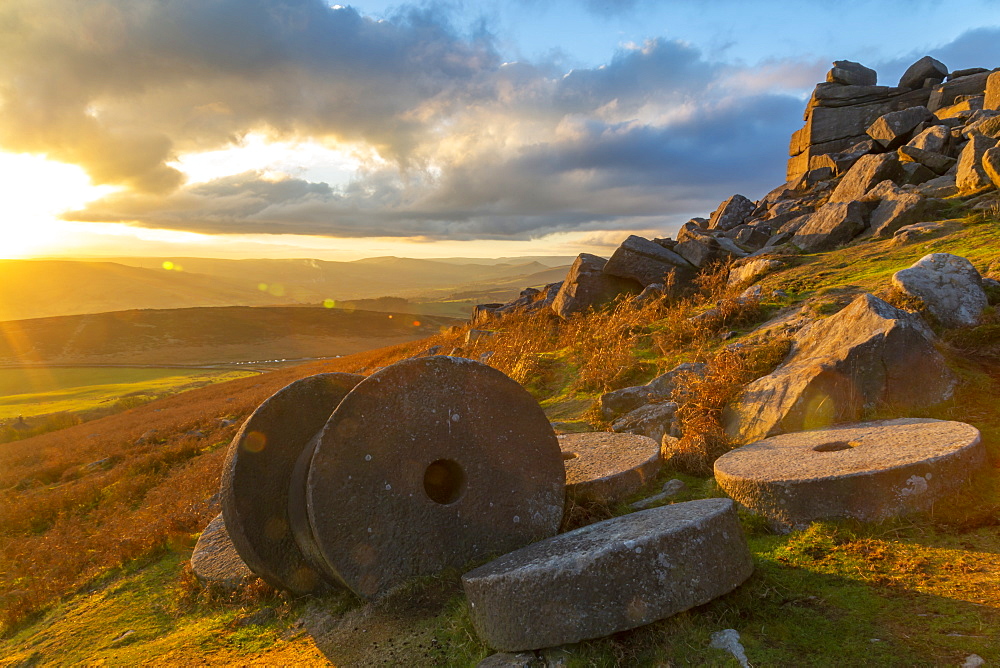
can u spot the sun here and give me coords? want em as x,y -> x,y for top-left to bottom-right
0,152 -> 116,259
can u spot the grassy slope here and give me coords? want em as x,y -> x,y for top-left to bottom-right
2,214 -> 1000,666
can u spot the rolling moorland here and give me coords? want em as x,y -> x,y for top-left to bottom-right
1,207 -> 1000,665
0,257 -> 572,322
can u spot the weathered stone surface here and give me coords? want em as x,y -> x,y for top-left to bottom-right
987,71 -> 1000,110
907,124 -> 951,153
724,294 -> 955,444
892,253 -> 988,327
630,479 -> 687,510
951,68 -> 990,81
477,652 -> 543,668
708,195 -> 756,231
965,114 -> 1000,140
900,161 -> 938,186
983,146 -> 1000,188
191,514 -> 252,591
307,357 -> 565,598
928,71 -> 993,111
936,96 -> 984,120
603,235 -> 695,289
551,254 -> 641,319
865,185 -> 938,238
598,364 -> 701,421
827,60 -> 877,86
829,152 -> 904,203
898,56 -> 948,90
221,372 -> 363,594
611,402 -> 678,443
792,201 -> 871,252
715,419 -> 985,529
462,498 -> 753,652
914,173 -> 958,198
867,106 -> 933,149
472,303 -> 504,326
898,145 -> 956,175
728,258 -> 784,287
558,432 -> 661,504
956,134 -> 999,193
892,219 -> 963,245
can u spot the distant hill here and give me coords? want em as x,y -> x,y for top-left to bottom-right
0,256 -> 572,322
0,306 -> 462,366
0,260 -> 293,321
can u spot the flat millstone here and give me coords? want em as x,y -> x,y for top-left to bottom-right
714,418 -> 985,528
221,372 -> 363,594
307,356 -> 566,599
558,432 -> 661,504
462,498 -> 753,652
191,514 -> 252,591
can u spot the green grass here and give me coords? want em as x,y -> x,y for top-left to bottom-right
0,367 -> 256,420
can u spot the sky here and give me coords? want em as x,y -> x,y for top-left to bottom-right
1,0 -> 999,261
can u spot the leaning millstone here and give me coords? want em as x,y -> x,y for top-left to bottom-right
892,253 -> 988,328
191,514 -> 252,591
715,419 -> 985,529
724,294 -> 955,444
558,432 -> 661,504
306,357 -> 565,599
221,372 -> 363,595
462,498 -> 753,652
551,253 -> 641,319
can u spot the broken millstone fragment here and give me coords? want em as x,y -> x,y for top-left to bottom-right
462,498 -> 753,652
558,432 -> 661,504
306,356 -> 565,598
190,514 -> 252,592
221,372 -> 364,595
714,418 -> 984,530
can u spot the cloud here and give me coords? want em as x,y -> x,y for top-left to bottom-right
9,0 -> 817,241
875,26 -> 1000,86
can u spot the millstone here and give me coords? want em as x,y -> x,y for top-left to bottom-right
558,432 -> 661,504
305,356 -> 565,598
714,418 -> 985,529
221,372 -> 364,594
190,514 -> 252,591
462,498 -> 753,652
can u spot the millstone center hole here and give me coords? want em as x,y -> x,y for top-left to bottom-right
813,440 -> 859,452
423,459 -> 466,505
561,451 -> 578,460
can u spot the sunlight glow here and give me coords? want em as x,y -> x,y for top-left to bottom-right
0,153 -> 117,258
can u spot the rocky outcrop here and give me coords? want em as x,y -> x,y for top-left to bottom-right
892,253 -> 988,327
604,235 -> 697,288
724,293 -> 955,444
956,134 -> 999,192
986,71 -> 1000,110
867,106 -> 934,150
898,56 -> 948,90
708,195 -> 756,231
828,152 -> 904,203
792,200 -> 873,252
864,181 -> 941,238
552,254 -> 642,319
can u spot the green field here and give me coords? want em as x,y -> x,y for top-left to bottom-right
0,366 -> 257,420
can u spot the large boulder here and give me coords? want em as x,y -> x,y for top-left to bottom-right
611,402 -> 678,443
928,71 -> 993,112
898,145 -> 956,175
828,152 -> 904,203
827,60 -> 877,86
907,124 -> 951,153
986,71 -> 1000,110
898,56 -> 948,90
956,134 -> 999,193
728,258 -> 785,287
551,254 -> 641,319
867,106 -> 934,150
892,253 -> 988,328
724,293 -> 956,444
792,200 -> 872,252
603,235 -> 696,289
708,195 -> 756,231
983,146 -> 1000,188
864,182 -> 939,238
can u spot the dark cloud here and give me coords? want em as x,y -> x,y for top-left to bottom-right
875,26 -> 1000,86
8,0 -> 814,240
